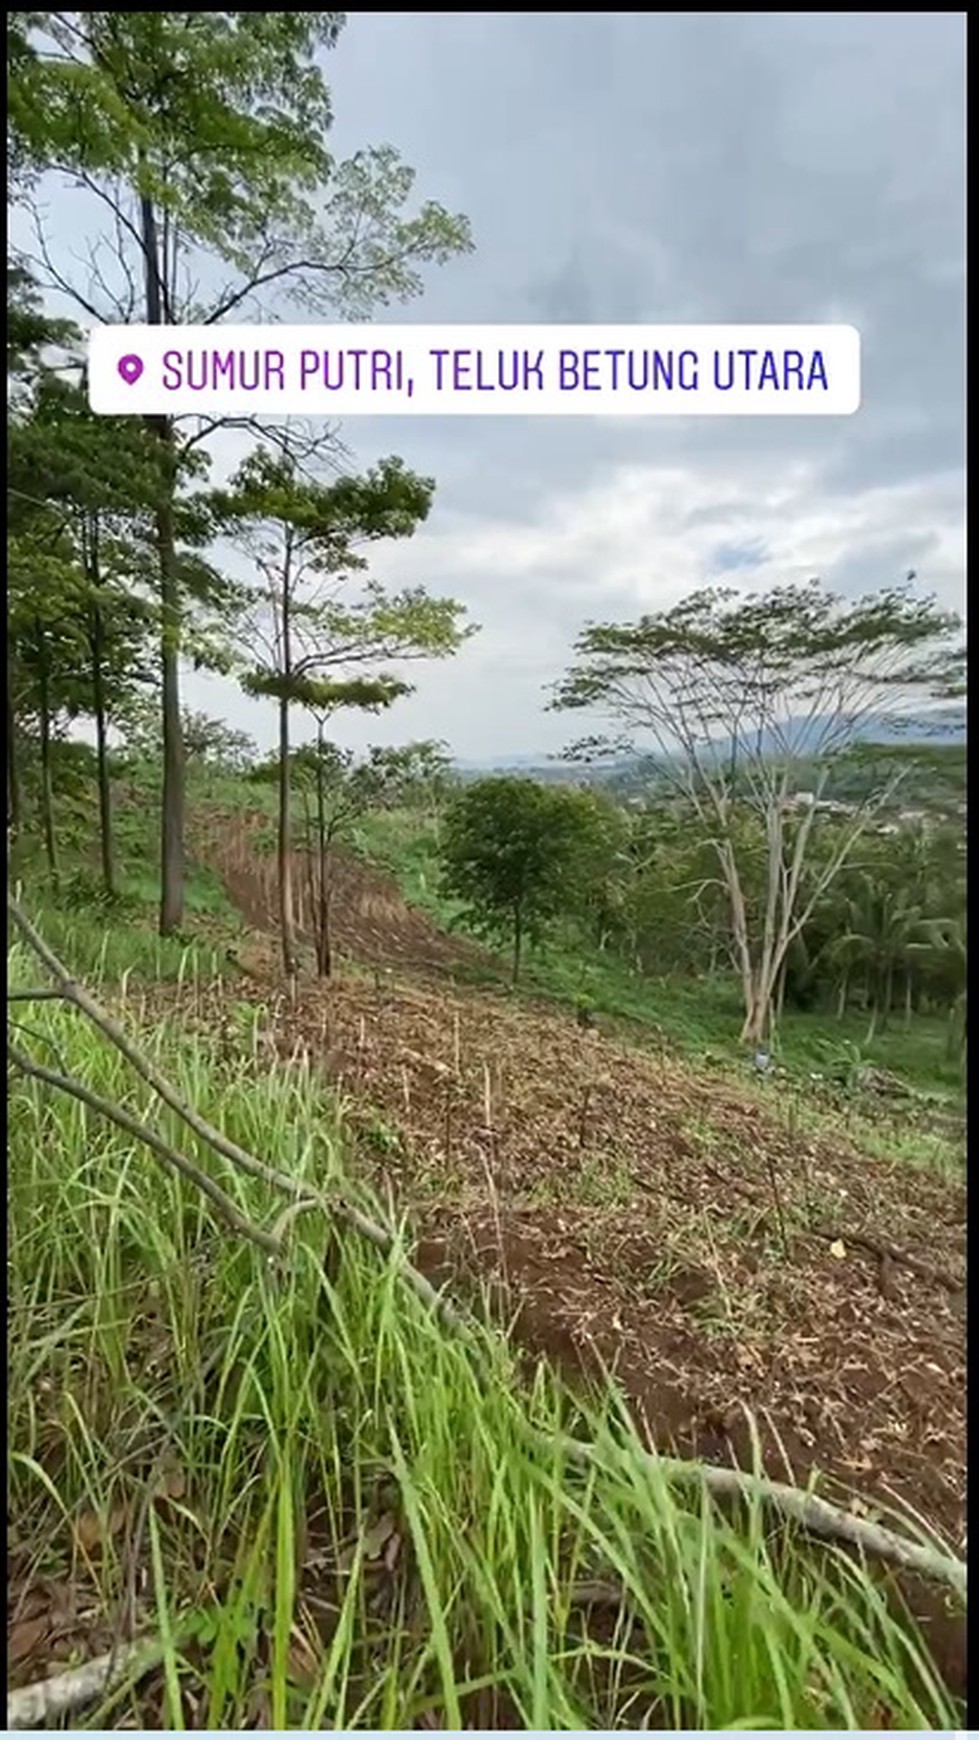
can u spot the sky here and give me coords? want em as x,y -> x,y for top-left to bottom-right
16,11 -> 966,762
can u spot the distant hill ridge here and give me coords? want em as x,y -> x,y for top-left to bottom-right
456,705 -> 965,779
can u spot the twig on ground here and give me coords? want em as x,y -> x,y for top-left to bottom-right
7,895 -> 478,1339
550,1433 -> 966,1601
6,987 -> 68,1002
8,899 -> 312,1203
810,1226 -> 965,1294
6,1637 -> 167,1730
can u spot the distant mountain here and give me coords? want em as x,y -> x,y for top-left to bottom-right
452,754 -> 554,772
701,705 -> 966,765
456,706 -> 965,783
850,706 -> 965,747
452,755 -> 599,785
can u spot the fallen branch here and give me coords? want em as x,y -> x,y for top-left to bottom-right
401,1045 -> 454,1080
8,898 -> 312,1202
7,896 -> 472,1341
552,1433 -> 966,1601
810,1226 -> 965,1294
6,987 -> 67,1003
6,898 -> 967,1604
6,1636 -> 166,1730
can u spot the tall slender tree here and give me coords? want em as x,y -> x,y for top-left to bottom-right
10,12 -> 473,932
212,438 -> 475,976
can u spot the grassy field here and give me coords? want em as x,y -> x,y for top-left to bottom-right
7,915 -> 963,1730
6,774 -> 966,1727
350,805 -> 966,1107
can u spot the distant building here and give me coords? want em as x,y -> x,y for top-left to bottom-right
781,792 -> 856,817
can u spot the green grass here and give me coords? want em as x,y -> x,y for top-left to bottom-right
350,807 -> 966,1108
7,931 -> 964,1730
7,771 -> 243,988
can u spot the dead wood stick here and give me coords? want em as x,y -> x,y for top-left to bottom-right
810,1226 -> 965,1294
6,987 -> 68,1002
549,1433 -> 966,1601
8,897 -> 314,1205
401,1046 -> 453,1078
6,1636 -> 167,1729
7,897 -> 471,1335
318,1196 -> 968,1599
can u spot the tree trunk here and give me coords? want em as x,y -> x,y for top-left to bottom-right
865,1002 -> 879,1046
277,693 -> 296,977
87,526 -> 115,899
740,990 -> 769,1047
718,838 -> 761,1041
946,1000 -> 965,1063
879,962 -> 894,1032
157,487 -> 185,934
318,877 -> 333,979
140,187 -> 185,936
7,686 -> 20,835
300,777 -> 315,941
275,535 -> 298,980
512,901 -> 523,985
836,972 -> 849,1020
904,970 -> 914,1028
314,734 -> 332,979
35,622 -> 58,883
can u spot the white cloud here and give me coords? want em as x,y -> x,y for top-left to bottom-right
183,454 -> 964,761
17,11 -> 964,761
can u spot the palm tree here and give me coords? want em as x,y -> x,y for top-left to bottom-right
819,875 -> 924,1044
909,914 -> 967,1061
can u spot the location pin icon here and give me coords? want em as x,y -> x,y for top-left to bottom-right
118,353 -> 144,386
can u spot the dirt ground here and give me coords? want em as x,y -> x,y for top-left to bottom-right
200,823 -> 969,1691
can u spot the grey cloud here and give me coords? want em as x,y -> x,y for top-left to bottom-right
26,11 -> 964,758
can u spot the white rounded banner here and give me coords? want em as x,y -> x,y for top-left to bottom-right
88,322 -> 861,417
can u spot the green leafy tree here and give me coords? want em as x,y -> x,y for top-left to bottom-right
9,357 -> 171,891
116,700 -> 256,773
10,11 -> 473,933
910,915 -> 967,1061
7,263 -> 76,837
381,738 -> 456,833
819,876 -> 924,1043
212,439 -> 475,976
552,579 -> 964,1044
439,776 -> 603,984
181,713 -> 258,775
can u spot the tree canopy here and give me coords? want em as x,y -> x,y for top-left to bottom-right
552,579 -> 965,1042
439,776 -> 606,984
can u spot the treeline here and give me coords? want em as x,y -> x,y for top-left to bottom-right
433,772 -> 966,1056
7,11 -> 474,931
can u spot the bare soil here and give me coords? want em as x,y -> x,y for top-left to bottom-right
192,823 -> 967,1696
